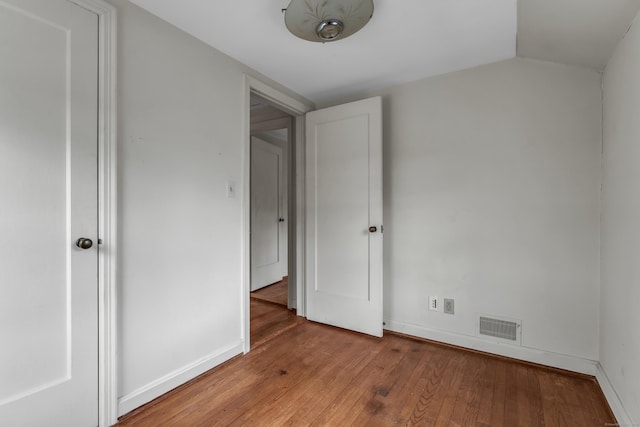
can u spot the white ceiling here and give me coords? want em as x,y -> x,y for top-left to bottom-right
128,0 -> 517,104
128,0 -> 640,105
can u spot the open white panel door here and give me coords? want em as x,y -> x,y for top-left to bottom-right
251,136 -> 286,290
306,97 -> 383,337
0,0 -> 99,425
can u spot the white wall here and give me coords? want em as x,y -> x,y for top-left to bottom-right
108,0 -> 308,414
601,11 -> 640,424
332,58 -> 603,364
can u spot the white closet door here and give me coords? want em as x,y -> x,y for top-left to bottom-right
0,1 -> 99,425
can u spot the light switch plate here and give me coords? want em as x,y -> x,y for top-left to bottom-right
226,180 -> 236,198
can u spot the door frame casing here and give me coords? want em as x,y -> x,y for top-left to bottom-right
67,0 -> 118,425
242,76 -> 313,352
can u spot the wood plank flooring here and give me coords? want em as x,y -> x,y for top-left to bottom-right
251,278 -> 288,307
118,303 -> 616,426
250,298 -> 301,349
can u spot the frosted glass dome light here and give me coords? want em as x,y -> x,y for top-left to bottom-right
284,0 -> 374,43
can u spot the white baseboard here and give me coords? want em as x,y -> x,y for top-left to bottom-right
385,320 -> 598,375
595,363 -> 633,426
118,341 -> 244,417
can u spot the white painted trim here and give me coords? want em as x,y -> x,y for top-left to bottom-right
294,115 -> 306,317
286,120 -> 296,310
385,320 -> 599,375
117,342 -> 244,417
247,76 -> 311,116
242,75 -> 313,353
242,76 -> 252,353
67,1 -> 117,425
595,363 -> 633,426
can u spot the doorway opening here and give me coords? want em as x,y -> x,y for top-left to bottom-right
249,93 -> 298,348
242,76 -> 313,352
244,79 -> 383,350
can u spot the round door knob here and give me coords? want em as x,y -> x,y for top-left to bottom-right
369,226 -> 377,233
76,238 -> 93,249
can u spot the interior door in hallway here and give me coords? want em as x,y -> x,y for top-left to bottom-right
0,0 -> 99,425
251,136 -> 287,290
305,97 -> 383,337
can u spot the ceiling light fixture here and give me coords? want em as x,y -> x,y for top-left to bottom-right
284,0 -> 374,43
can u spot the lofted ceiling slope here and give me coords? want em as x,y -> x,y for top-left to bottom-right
517,0 -> 640,70
128,0 -> 640,104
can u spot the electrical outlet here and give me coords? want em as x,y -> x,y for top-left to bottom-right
428,296 -> 438,311
444,298 -> 454,315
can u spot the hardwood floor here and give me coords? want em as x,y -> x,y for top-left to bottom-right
118,307 -> 616,427
251,278 -> 288,307
250,299 -> 300,349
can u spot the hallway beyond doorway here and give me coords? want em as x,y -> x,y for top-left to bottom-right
251,277 -> 288,307
250,278 -> 298,348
